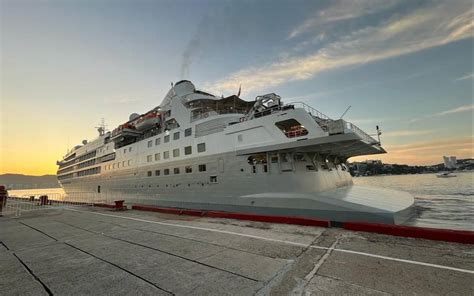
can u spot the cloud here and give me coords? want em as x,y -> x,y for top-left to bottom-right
455,73 -> 474,81
207,2 -> 473,95
411,104 -> 474,122
435,104 -> 474,116
288,0 -> 399,39
103,97 -> 142,104
383,130 -> 433,137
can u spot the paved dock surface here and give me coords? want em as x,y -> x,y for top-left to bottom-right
1,207 -> 473,295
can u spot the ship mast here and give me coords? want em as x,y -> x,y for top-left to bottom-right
95,118 -> 107,136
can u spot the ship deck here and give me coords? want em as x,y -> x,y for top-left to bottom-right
1,206 -> 472,295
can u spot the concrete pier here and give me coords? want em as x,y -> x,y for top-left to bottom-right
1,207 -> 473,295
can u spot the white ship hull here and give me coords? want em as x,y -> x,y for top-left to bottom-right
57,81 -> 415,224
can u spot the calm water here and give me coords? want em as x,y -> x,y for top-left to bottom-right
9,172 -> 474,231
354,172 -> 474,231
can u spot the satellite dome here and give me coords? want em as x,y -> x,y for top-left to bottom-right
129,113 -> 140,121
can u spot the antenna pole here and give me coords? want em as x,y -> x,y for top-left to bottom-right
376,125 -> 382,144
340,105 -> 351,119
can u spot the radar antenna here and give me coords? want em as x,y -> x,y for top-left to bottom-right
95,118 -> 107,136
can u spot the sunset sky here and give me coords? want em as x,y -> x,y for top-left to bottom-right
1,0 -> 473,175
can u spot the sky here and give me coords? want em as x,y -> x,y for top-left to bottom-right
0,0 -> 473,175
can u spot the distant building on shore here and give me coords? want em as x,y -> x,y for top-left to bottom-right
443,156 -> 457,169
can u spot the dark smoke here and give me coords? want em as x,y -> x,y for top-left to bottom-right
180,36 -> 201,79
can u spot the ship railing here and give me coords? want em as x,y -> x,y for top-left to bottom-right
327,119 -> 379,145
289,102 -> 332,121
237,101 -> 332,127
2,191 -> 115,217
344,121 -> 380,145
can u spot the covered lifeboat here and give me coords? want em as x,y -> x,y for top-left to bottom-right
135,111 -> 161,131
111,122 -> 142,142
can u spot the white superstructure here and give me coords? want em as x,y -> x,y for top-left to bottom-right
57,80 -> 414,224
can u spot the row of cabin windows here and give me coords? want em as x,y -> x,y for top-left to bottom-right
147,128 -> 193,148
59,150 -> 97,169
58,173 -> 74,180
76,166 -> 101,177
105,159 -> 133,171
147,164 -> 206,177
146,143 -> 205,163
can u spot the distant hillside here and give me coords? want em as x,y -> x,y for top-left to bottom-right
0,174 -> 60,189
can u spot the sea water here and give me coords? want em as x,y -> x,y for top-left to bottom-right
354,172 -> 474,231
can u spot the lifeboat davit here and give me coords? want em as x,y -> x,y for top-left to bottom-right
135,112 -> 161,131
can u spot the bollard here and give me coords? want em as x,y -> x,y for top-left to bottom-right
0,185 -> 7,216
114,200 -> 125,211
39,195 -> 49,206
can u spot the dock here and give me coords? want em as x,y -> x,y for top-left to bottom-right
1,206 -> 473,295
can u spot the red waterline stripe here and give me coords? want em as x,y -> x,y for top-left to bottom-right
344,222 -> 474,245
131,204 -> 330,227
93,203 -> 118,209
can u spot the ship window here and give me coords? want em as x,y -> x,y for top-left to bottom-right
147,171 -> 152,177
164,168 -> 170,175
210,176 -> 217,183
147,155 -> 152,162
275,119 -> 308,138
128,160 -> 132,166
155,153 -> 160,161
164,135 -> 170,143
155,170 -> 160,176
198,164 -> 206,172
185,166 -> 192,173
173,148 -> 180,157
173,132 -> 180,140
263,165 -> 268,173
174,168 -> 180,174
252,166 -> 256,173
148,140 -> 153,148
237,134 -> 243,142
271,155 -> 278,163
123,148 -> 126,154
122,161 -> 125,167
129,147 -> 132,152
185,128 -> 192,137
163,151 -> 170,159
294,153 -> 306,161
197,143 -> 206,153
155,138 -> 161,145
184,146 -> 192,155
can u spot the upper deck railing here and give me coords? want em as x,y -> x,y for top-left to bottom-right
289,102 -> 332,121
343,121 -> 380,145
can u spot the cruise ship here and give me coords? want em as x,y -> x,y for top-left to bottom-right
57,80 -> 414,224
